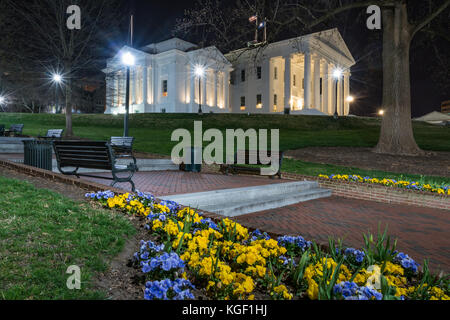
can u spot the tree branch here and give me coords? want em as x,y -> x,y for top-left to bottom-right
411,0 -> 450,39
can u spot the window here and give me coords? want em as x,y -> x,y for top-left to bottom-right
302,78 -> 304,89
274,67 -> 278,80
274,94 -> 278,106
257,66 -> 262,79
230,71 -> 235,85
162,80 -> 168,97
256,94 -> 262,108
240,96 -> 246,110
293,75 -> 296,87
241,69 -> 246,82
320,78 -> 323,94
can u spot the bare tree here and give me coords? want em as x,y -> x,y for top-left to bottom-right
3,0 -> 125,136
176,0 -> 450,156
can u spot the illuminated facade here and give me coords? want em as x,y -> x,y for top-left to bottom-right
226,28 -> 356,115
103,38 -> 232,114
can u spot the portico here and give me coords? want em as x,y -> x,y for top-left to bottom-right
226,28 -> 356,115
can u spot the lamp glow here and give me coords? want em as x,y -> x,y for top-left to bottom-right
0,96 -> 5,103
121,51 -> 135,66
346,96 -> 354,103
52,74 -> 62,83
378,109 -> 385,116
333,69 -> 343,79
194,65 -> 205,77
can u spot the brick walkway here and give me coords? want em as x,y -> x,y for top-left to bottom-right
235,196 -> 450,273
82,171 -> 289,196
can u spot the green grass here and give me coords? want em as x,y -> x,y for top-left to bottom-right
0,176 -> 136,300
1,112 -> 449,183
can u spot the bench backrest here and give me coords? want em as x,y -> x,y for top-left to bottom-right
53,140 -> 113,170
234,150 -> 284,165
0,125 -> 4,133
110,136 -> 134,153
10,124 -> 24,133
46,129 -> 64,138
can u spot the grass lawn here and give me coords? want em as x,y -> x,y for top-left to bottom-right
0,176 -> 135,299
1,112 -> 449,185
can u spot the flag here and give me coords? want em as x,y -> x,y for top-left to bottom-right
249,15 -> 257,23
258,21 -> 266,29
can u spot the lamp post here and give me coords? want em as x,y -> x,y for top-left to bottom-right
52,73 -> 63,113
194,65 -> 205,115
333,69 -> 342,120
121,51 -> 135,137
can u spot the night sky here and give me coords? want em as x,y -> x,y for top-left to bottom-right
125,0 -> 447,117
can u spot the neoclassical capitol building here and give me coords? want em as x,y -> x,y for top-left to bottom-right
104,28 -> 355,115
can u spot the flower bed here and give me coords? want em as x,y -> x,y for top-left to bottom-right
86,190 -> 449,301
318,174 -> 449,196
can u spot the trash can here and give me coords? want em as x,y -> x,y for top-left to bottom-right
23,140 -> 53,171
183,146 -> 202,172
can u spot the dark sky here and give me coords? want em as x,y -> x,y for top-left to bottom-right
125,0 -> 447,117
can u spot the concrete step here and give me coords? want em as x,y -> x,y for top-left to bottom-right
160,181 -> 331,217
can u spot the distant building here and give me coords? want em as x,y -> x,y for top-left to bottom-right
103,38 -> 232,114
441,100 -> 450,114
103,28 -> 355,115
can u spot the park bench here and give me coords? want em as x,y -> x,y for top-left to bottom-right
4,124 -> 24,136
39,129 -> 64,140
110,136 -> 138,170
220,150 -> 284,179
0,124 -> 5,136
53,140 -> 137,191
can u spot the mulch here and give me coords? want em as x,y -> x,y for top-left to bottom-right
285,147 -> 450,178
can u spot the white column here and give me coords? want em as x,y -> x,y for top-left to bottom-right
284,55 -> 292,110
224,70 -> 230,111
263,58 -> 271,112
214,70 -> 218,108
202,73 -> 207,106
190,70 -> 195,112
142,67 -> 147,109
322,62 -> 329,114
344,72 -> 350,115
313,56 -> 321,110
130,68 -> 136,105
304,52 -> 311,109
328,64 -> 334,114
339,76 -> 344,115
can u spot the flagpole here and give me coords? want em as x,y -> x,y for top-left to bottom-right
255,14 -> 258,43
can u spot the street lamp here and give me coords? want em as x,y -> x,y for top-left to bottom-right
332,69 -> 343,120
51,73 -> 63,113
121,51 -> 135,137
194,64 -> 205,115
378,109 -> 385,116
0,95 -> 5,105
346,95 -> 354,103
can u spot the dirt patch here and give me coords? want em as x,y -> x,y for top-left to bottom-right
285,147 -> 450,178
0,166 -> 87,201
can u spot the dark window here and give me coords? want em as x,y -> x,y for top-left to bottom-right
293,75 -> 296,86
230,71 -> 235,85
162,80 -> 168,96
274,94 -> 278,106
257,66 -> 262,79
241,69 -> 246,82
320,78 -> 323,95
302,78 -> 304,89
240,96 -> 246,107
274,67 -> 278,80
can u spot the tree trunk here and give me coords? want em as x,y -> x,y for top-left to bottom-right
64,61 -> 73,137
374,3 -> 423,156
